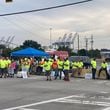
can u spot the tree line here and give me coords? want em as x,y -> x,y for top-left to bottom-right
0,40 -> 101,58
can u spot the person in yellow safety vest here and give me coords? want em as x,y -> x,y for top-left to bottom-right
23,58 -> 30,77
43,59 -> 52,81
77,60 -> 84,76
6,57 -> 11,67
91,58 -> 97,79
6,57 -> 11,77
49,58 -> 53,65
0,57 -> 8,78
63,58 -> 70,81
39,58 -> 45,73
98,60 -> 109,79
71,61 -> 78,77
57,57 -> 64,80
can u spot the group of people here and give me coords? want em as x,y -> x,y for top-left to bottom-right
0,57 -> 35,78
0,56 -> 84,81
0,56 -> 110,81
40,57 -> 84,81
91,58 -> 110,79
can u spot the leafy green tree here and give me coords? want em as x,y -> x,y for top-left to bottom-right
88,49 -> 101,58
22,40 -> 43,50
2,48 -> 12,57
0,45 -> 11,57
11,46 -> 22,52
0,44 -> 6,49
12,40 -> 44,52
78,49 -> 88,56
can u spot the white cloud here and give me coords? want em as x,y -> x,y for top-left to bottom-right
0,0 -> 110,49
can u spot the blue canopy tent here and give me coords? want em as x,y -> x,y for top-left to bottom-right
11,47 -> 49,57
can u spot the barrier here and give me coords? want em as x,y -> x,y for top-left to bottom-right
17,71 -> 28,78
85,73 -> 92,79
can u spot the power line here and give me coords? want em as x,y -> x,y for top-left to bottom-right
0,0 -> 93,16
0,3 -> 49,41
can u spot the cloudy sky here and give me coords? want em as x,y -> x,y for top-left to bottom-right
0,0 -> 110,49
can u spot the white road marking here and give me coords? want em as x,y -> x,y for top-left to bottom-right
100,91 -> 109,94
96,81 -> 108,84
3,95 -> 81,110
3,94 -> 110,110
19,108 -> 39,110
56,99 -> 110,107
103,107 -> 110,110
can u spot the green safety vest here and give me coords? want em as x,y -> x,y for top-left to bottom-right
72,62 -> 78,69
101,62 -> 108,68
58,60 -> 63,69
43,61 -> 51,71
0,60 -> 7,68
91,60 -> 97,69
63,60 -> 70,70
77,61 -> 83,68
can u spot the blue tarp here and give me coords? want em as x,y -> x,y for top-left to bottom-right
11,47 -> 49,57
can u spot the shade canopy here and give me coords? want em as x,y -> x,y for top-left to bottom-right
11,47 -> 49,57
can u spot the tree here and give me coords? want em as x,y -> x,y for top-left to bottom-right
88,49 -> 101,58
78,49 -> 88,56
2,48 -> 12,57
0,45 -> 12,57
21,40 -> 43,50
5,0 -> 13,3
0,44 -> 6,49
11,40 -> 44,56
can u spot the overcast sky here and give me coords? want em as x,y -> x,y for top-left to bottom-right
0,0 -> 110,49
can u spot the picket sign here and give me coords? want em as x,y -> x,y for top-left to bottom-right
85,73 -> 92,79
51,71 -> 64,77
107,65 -> 110,75
22,71 -> 28,78
17,71 -> 28,78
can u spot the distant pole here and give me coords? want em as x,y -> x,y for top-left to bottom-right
85,38 -> 88,51
72,33 -> 77,51
91,35 -> 93,49
49,28 -> 52,48
90,34 -> 94,58
77,34 -> 79,51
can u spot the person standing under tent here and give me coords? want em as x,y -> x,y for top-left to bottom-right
43,59 -> 52,81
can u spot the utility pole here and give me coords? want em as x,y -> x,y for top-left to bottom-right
90,34 -> 94,50
49,28 -> 52,48
85,38 -> 88,51
90,34 -> 94,58
72,33 -> 77,51
77,34 -> 80,51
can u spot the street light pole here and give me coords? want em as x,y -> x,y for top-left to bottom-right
49,28 -> 52,48
77,34 -> 79,51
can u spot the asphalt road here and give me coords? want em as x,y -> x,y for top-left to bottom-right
0,76 -> 110,110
